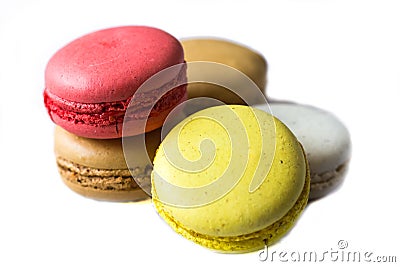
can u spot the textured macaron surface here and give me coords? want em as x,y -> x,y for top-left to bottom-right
45,26 -> 184,103
152,105 -> 308,247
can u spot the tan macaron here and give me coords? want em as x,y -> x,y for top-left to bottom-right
181,38 -> 267,105
54,126 -> 160,202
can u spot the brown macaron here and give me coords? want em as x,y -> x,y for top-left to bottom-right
181,38 -> 267,105
54,126 -> 161,202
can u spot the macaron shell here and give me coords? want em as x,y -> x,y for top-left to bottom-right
181,38 -> 267,104
54,126 -> 160,201
45,26 -> 184,103
152,105 -> 307,241
54,126 -> 161,169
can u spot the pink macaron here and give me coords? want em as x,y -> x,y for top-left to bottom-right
44,26 -> 187,138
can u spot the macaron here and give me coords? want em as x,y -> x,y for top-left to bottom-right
152,105 -> 310,253
54,126 -> 160,202
255,102 -> 351,200
44,26 -> 187,139
181,38 -> 267,105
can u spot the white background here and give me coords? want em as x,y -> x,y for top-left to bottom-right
1,0 -> 399,266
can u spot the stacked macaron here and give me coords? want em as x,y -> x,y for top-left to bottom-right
44,26 -> 187,201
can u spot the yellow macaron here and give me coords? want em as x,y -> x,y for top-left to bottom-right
152,105 -> 310,253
